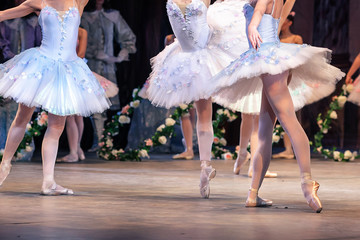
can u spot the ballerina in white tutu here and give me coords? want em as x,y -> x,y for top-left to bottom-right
213,0 -> 344,212
146,0 -> 254,198
0,0 -> 110,195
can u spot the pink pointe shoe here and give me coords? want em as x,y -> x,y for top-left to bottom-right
0,162 -> 12,186
234,151 -> 251,175
199,161 -> 216,199
301,180 -> 322,213
245,188 -> 273,207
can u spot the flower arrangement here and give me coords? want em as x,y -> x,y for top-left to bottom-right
212,108 -> 238,160
0,111 -> 48,161
311,84 -> 359,162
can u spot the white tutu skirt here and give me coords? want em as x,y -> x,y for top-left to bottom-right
348,75 -> 360,106
212,42 -> 345,114
146,0 -> 249,109
0,48 -> 111,116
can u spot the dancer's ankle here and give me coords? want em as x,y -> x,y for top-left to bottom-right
247,187 -> 259,200
200,160 -> 211,168
301,172 -> 312,183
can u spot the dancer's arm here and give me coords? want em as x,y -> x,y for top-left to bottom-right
0,0 -> 41,22
278,0 -> 296,35
76,0 -> 89,15
346,53 -> 360,84
248,0 -> 273,49
77,28 -> 88,58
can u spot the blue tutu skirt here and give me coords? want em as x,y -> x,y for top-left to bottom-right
0,48 -> 111,116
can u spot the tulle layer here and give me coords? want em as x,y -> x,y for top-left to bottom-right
212,42 -> 345,113
348,75 -> 360,106
0,48 -> 111,116
146,0 -> 249,109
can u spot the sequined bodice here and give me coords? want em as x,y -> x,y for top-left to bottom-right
38,6 -> 80,61
244,3 -> 280,49
166,0 -> 210,52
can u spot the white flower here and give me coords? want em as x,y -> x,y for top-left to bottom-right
350,151 -> 358,161
179,104 -> 188,110
323,149 -> 330,154
220,128 -> 226,134
103,154 -> 109,160
106,138 -> 113,148
119,115 -> 131,124
158,136 -> 167,145
272,134 -> 280,143
333,151 -> 341,161
26,123 -> 32,131
322,128 -> 328,134
221,152 -> 233,160
16,153 -> 23,159
275,124 -> 281,128
130,100 -> 140,108
132,88 -> 139,98
0,149 -> 4,154
25,146 -> 33,152
280,132 -> 285,136
219,138 -> 227,146
138,149 -> 150,158
329,111 -> 338,119
316,147 -> 322,153
317,119 -> 323,127
165,118 -> 176,127
344,150 -> 352,160
156,124 -> 166,132
228,115 -> 237,122
346,84 -> 354,93
223,109 -> 231,118
337,96 -> 347,108
216,109 -> 224,115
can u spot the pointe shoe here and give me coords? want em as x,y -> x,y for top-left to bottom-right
248,170 -> 278,178
41,183 -> 74,196
199,164 -> 216,199
56,154 -> 79,163
78,148 -> 86,161
233,151 -> 251,175
172,152 -> 194,160
272,152 -> 295,159
245,188 -> 273,207
301,180 -> 322,213
0,162 -> 12,186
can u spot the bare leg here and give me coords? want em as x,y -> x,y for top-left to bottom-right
233,113 -> 253,174
59,116 -> 79,162
247,71 -> 321,211
74,115 -> 85,160
0,104 -> 35,186
41,113 -> 73,195
247,115 -> 277,178
173,108 -> 195,159
195,99 -> 216,198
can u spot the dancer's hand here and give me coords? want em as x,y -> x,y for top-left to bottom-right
116,49 -> 130,63
248,25 -> 262,50
96,51 -> 118,64
346,75 -> 353,84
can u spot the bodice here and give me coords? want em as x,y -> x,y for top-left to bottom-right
38,6 -> 80,61
244,3 -> 280,49
166,0 -> 210,52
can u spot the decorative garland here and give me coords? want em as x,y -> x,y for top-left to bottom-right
98,88 -> 239,161
0,111 -> 48,161
310,84 -> 359,162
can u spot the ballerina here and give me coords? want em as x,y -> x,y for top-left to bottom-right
346,52 -> 360,105
212,0 -> 344,212
0,0 -> 110,195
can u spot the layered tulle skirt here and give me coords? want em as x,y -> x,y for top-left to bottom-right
0,48 -> 111,116
145,0 -> 249,109
212,42 -> 345,113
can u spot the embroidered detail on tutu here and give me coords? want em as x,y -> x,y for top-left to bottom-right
224,43 -> 306,75
167,0 -> 203,45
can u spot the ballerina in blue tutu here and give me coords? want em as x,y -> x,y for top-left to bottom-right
0,0 -> 110,195
213,0 -> 344,212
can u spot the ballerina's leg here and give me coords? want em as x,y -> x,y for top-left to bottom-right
0,104 -> 35,185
